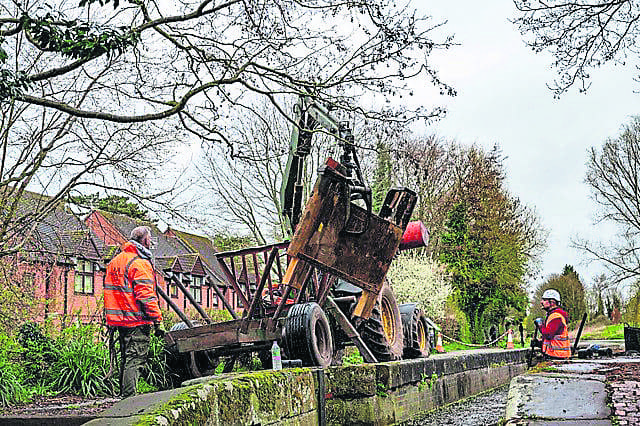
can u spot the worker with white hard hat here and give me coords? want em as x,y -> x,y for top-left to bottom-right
533,288 -> 571,359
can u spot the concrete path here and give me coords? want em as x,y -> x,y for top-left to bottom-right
504,352 -> 640,425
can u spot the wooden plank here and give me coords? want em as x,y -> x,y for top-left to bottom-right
241,247 -> 278,333
215,241 -> 289,259
352,290 -> 376,319
173,319 -> 280,353
217,259 -> 249,309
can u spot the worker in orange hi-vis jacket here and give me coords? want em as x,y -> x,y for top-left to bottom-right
104,226 -> 165,397
533,289 -> 571,359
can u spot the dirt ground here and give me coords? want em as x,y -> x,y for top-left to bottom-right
0,394 -> 120,417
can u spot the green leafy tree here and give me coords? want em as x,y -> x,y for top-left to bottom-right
213,234 -> 256,252
625,279 -> 640,326
71,194 -> 150,220
438,146 -> 543,342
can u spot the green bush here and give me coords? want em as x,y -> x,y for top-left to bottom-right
342,348 -> 364,366
0,334 -> 28,407
0,357 -> 27,407
144,334 -> 175,391
50,324 -> 115,397
18,322 -> 59,386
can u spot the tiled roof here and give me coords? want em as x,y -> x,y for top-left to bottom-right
166,227 -> 229,286
177,253 -> 198,271
96,210 -> 184,258
156,256 -> 180,273
16,190 -> 101,261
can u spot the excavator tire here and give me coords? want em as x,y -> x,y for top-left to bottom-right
284,302 -> 334,368
399,303 -> 431,358
167,321 -> 217,379
357,280 -> 404,362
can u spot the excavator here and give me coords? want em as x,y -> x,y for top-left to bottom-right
162,94 -> 432,377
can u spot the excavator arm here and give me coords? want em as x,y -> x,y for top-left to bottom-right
280,96 -> 371,233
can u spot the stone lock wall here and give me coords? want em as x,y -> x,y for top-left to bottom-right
325,349 -> 528,425
85,349 -> 528,426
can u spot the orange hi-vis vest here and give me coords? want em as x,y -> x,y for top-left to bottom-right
104,241 -> 163,327
542,311 -> 571,358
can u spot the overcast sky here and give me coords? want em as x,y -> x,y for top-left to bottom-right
414,2 -> 639,291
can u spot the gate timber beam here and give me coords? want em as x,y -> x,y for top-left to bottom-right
207,276 -> 238,320
217,259 -> 250,309
158,285 -> 193,326
170,274 -> 212,324
240,247 -> 279,334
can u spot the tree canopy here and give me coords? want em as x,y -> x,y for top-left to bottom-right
70,193 -> 150,220
575,116 -> 640,285
438,146 -> 546,342
513,0 -> 640,96
0,0 -> 456,257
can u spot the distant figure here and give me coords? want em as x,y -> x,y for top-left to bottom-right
104,226 -> 165,397
533,289 -> 571,359
489,325 -> 497,343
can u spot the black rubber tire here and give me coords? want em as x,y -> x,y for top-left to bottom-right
357,280 -> 404,361
284,302 -> 334,368
258,349 -> 272,370
167,321 -> 216,379
399,303 -> 431,358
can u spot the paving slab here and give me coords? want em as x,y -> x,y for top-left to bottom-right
554,363 -> 602,374
505,374 -> 610,421
83,387 -> 188,425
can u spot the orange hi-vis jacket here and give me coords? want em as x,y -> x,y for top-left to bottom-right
542,309 -> 571,358
104,241 -> 163,327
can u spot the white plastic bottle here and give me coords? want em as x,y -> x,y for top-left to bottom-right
271,340 -> 283,370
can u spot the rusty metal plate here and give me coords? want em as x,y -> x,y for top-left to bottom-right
288,165 -> 404,296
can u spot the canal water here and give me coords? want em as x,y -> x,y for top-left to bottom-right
401,384 -> 510,425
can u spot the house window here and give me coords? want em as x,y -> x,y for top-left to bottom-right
23,272 -> 34,288
170,272 -> 179,298
74,259 -> 94,295
212,293 -> 219,307
191,275 -> 203,304
236,292 -> 243,308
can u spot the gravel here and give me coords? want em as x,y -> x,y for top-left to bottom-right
401,384 -> 509,426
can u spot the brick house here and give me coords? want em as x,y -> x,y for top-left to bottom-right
7,191 -> 105,325
165,227 -> 237,311
5,191 -> 238,328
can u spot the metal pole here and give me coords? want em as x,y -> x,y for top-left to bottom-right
572,313 -> 588,356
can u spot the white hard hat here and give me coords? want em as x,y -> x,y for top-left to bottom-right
542,289 -> 561,302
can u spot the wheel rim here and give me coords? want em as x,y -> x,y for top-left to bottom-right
381,297 -> 396,343
417,317 -> 427,351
